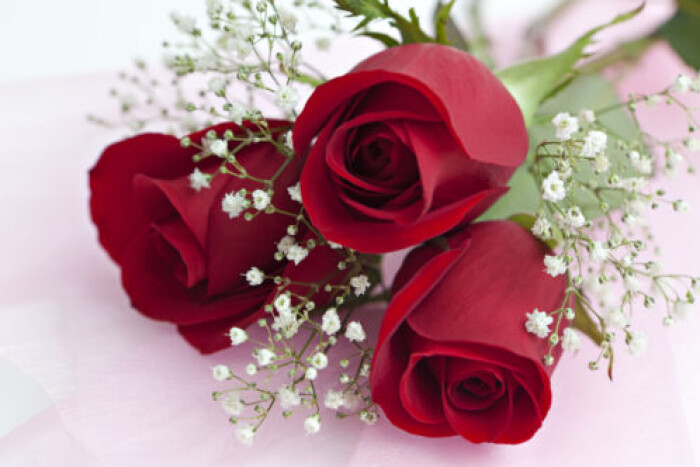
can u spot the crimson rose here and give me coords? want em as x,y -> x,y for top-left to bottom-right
90,122 -> 339,353
371,221 -> 567,444
294,43 -> 528,253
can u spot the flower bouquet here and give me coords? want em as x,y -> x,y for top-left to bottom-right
88,0 -> 699,448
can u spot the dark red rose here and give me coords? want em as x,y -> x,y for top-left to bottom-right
294,43 -> 528,253
90,121 -> 340,353
371,221 -> 567,444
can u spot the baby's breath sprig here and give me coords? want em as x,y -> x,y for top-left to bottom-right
89,0 -> 345,134
193,120 -> 382,443
524,73 -> 700,373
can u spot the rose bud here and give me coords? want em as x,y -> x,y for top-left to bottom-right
294,43 -> 528,253
371,221 -> 567,444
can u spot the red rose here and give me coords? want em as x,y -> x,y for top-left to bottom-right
90,122 -> 340,353
294,43 -> 528,253
371,221 -> 567,444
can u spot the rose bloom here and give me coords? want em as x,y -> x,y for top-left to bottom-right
90,122 -> 340,353
371,221 -> 567,444
294,43 -> 527,253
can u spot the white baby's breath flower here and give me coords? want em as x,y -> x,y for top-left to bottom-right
566,207 -> 586,228
245,267 -> 264,286
594,153 -> 610,173
277,235 -> 296,254
222,191 -> 249,218
212,364 -> 231,381
532,216 -> 552,240
245,363 -> 257,376
624,274 -> 641,292
209,139 -> 228,157
189,168 -> 210,191
350,275 -> 371,296
272,308 -> 300,338
286,244 -> 309,265
685,138 -> 700,152
561,327 -> 581,352
324,390 -> 344,410
578,109 -> 596,124
277,7 -> 298,32
252,189 -> 271,211
328,241 -> 344,250
544,255 -> 567,277
604,307 -> 629,329
673,74 -> 693,93
310,352 -> 329,370
235,424 -> 255,446
674,301 -> 693,320
278,385 -> 301,409
255,348 -> 276,367
221,392 -> 244,416
322,308 -> 341,335
628,331 -> 648,357
580,130 -> 607,158
589,241 -> 609,263
228,100 -> 247,125
645,94 -> 662,108
345,321 -> 366,342
551,112 -> 579,141
275,85 -> 299,111
287,182 -> 302,203
305,367 -> 318,380
525,309 -> 553,338
532,216 -> 552,239
304,414 -> 321,435
542,171 -> 566,202
673,200 -> 691,213
229,327 -> 248,346
274,294 -> 292,313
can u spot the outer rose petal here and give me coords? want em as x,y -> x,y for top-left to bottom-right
371,221 -> 566,444
294,43 -> 527,167
89,133 -> 192,262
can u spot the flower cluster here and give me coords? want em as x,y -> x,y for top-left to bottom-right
525,75 -> 700,370
88,0 -> 698,451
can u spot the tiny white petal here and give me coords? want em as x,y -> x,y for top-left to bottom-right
245,267 -> 265,286
212,364 -> 231,381
304,414 -> 321,435
189,168 -> 211,191
322,308 -> 341,335
561,328 -> 581,352
350,275 -> 371,296
525,309 -> 553,338
345,321 -> 366,342
252,189 -> 271,211
229,327 -> 248,346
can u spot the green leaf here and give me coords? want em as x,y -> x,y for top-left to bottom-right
360,31 -> 400,48
333,0 -> 433,44
659,0 -> 700,69
478,165 -> 540,221
573,301 -> 604,346
434,1 -> 461,46
479,74 -> 641,222
496,4 -> 644,126
333,0 -> 387,29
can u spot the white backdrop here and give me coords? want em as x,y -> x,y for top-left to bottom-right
0,0 -> 563,83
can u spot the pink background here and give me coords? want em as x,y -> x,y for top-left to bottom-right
1,1 -> 699,465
